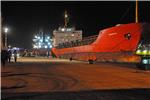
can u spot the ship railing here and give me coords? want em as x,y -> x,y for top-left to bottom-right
56,35 -> 98,49
82,35 -> 98,40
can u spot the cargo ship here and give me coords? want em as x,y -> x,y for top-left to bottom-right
51,1 -> 150,64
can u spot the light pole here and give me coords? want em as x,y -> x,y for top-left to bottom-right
4,27 -> 8,48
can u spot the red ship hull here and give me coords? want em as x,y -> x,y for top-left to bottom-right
52,23 -> 143,63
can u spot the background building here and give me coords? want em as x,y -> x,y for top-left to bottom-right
32,30 -> 52,49
32,30 -> 52,57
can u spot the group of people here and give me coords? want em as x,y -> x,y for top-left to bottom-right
1,49 -> 18,66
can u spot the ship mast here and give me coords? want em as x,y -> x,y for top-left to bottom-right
64,11 -> 69,27
135,0 -> 138,23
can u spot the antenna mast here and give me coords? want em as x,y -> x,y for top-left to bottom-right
64,11 -> 69,27
136,0 -> 138,23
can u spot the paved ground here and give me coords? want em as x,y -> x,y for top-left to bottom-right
1,57 -> 150,100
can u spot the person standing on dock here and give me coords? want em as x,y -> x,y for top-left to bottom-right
1,49 -> 9,66
13,50 -> 17,63
7,50 -> 12,63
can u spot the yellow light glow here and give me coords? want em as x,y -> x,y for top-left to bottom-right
142,50 -> 147,55
136,50 -> 141,55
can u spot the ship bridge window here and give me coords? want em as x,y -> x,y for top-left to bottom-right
71,34 -> 75,36
124,33 -> 131,40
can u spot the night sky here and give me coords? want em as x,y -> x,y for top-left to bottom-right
2,1 -> 150,49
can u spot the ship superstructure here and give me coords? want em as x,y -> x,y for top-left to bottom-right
52,11 -> 82,47
52,27 -> 82,47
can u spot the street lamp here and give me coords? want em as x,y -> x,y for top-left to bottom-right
4,27 -> 9,48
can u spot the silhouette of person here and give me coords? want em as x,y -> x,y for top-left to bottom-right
1,49 -> 9,66
13,50 -> 17,63
7,50 -> 12,63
